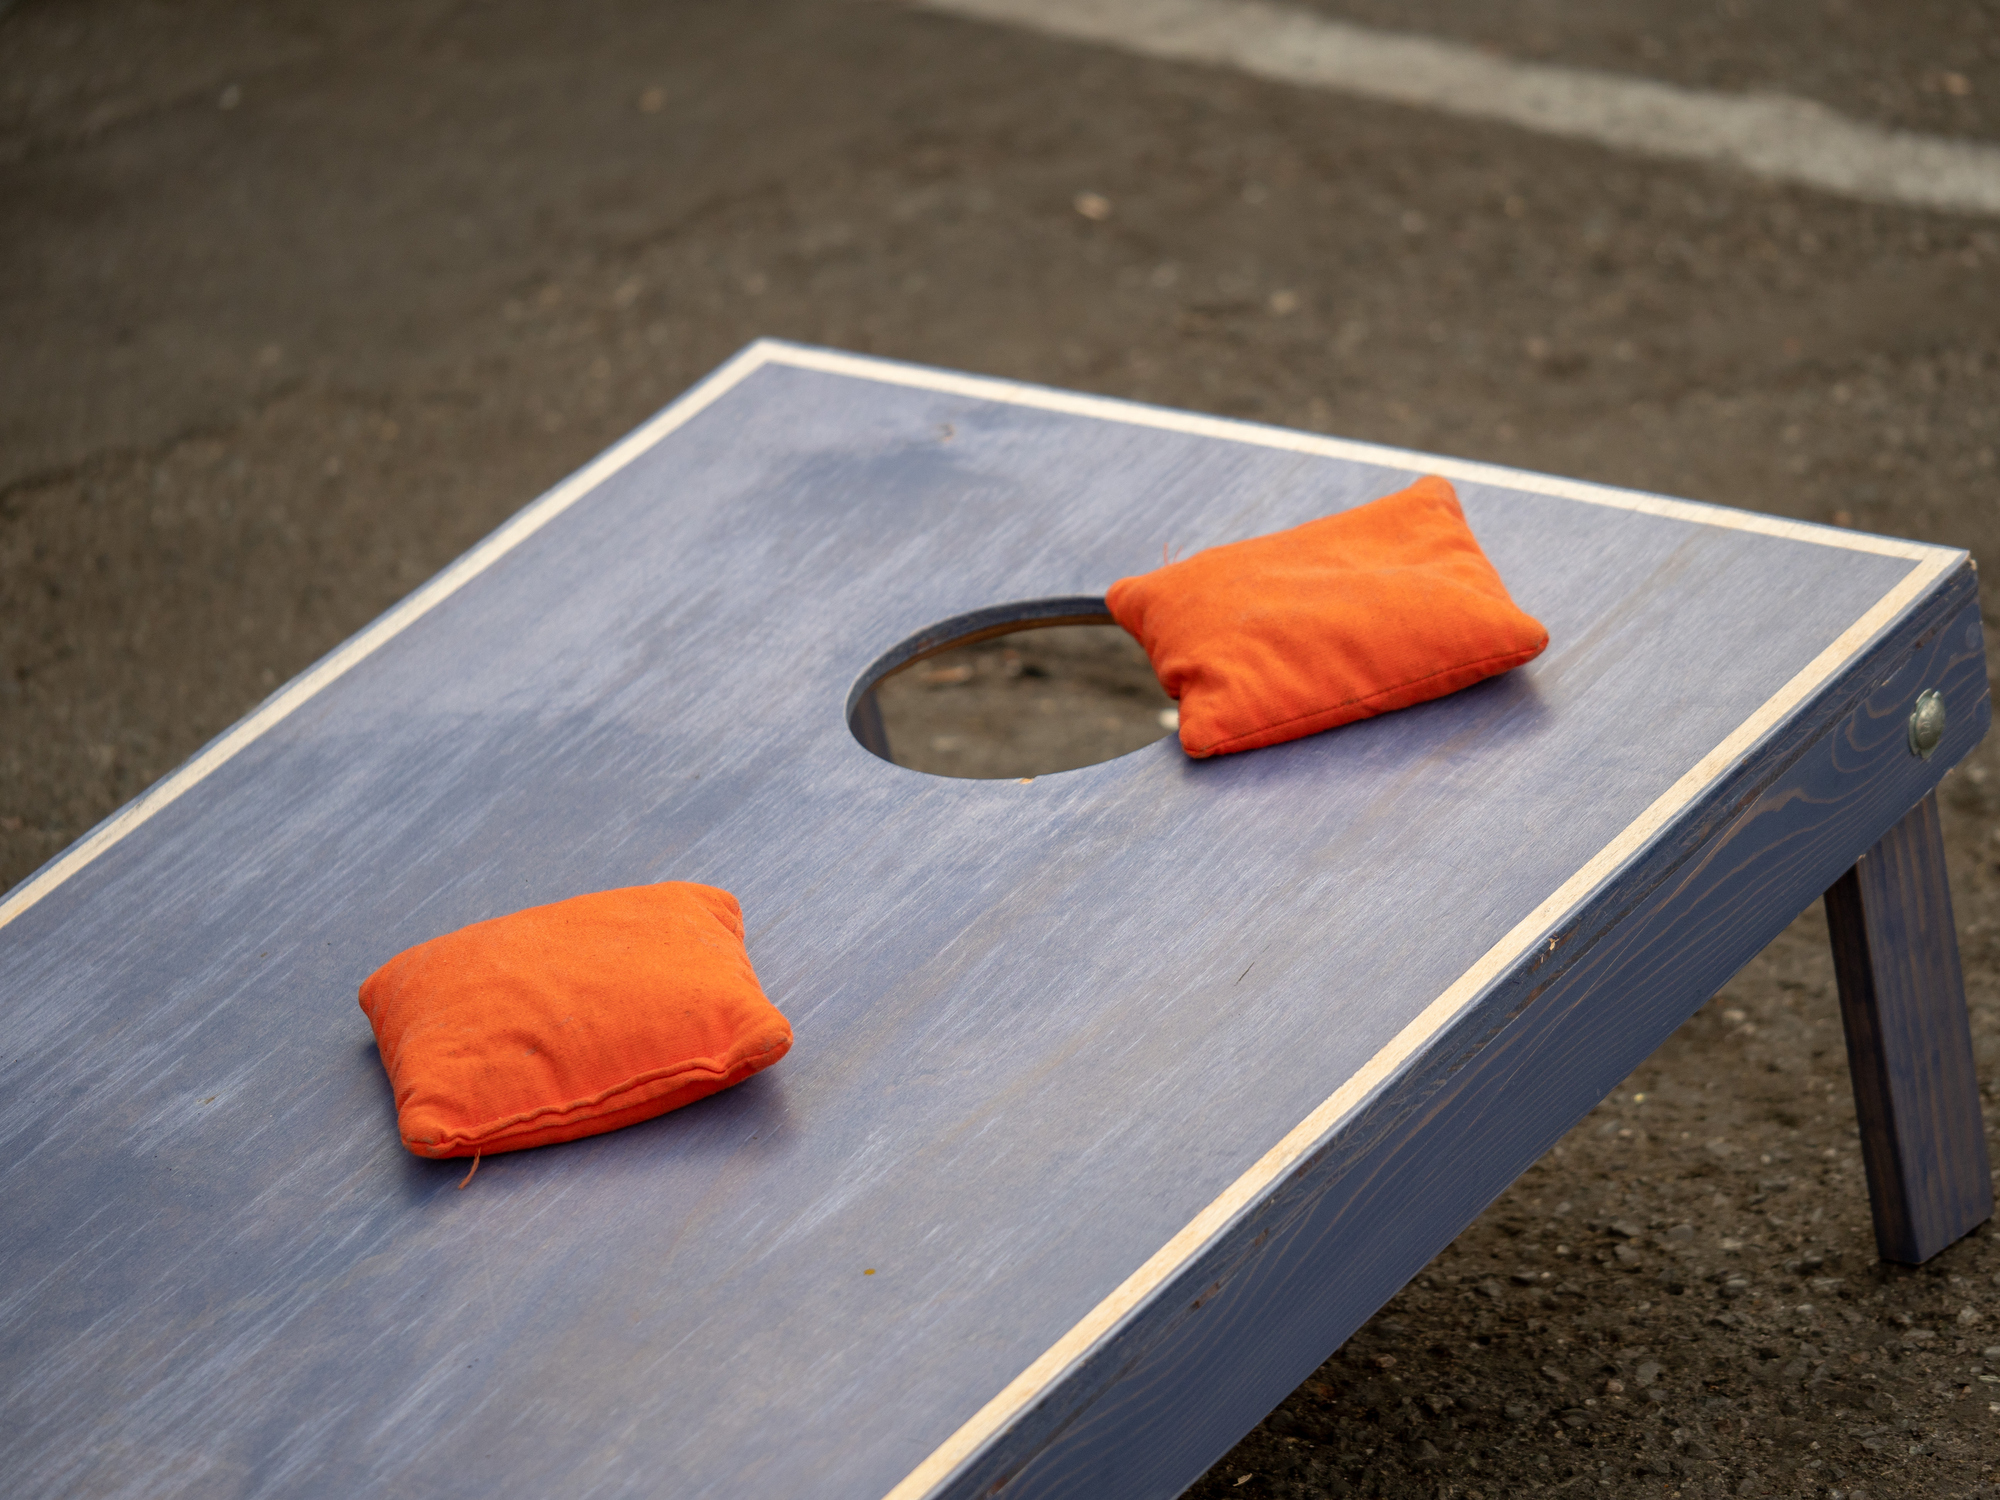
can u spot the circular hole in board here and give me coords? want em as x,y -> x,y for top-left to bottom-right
847,598 -> 1177,779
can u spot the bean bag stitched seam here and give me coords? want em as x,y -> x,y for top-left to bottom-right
1187,643 -> 1541,754
404,1037 -> 788,1152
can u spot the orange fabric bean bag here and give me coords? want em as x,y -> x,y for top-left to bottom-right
359,882 -> 791,1159
1106,476 -> 1547,758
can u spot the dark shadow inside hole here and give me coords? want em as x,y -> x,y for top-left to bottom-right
863,622 -> 1176,779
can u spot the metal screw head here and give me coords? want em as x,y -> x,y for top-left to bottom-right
1908,689 -> 1946,760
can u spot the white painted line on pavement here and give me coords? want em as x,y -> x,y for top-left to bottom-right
912,0 -> 2000,217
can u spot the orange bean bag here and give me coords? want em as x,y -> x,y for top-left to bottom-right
359,882 -> 791,1159
1106,476 -> 1547,758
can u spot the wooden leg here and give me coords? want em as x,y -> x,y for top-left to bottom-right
1823,791 -> 1992,1265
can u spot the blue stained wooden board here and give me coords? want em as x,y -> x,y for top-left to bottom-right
0,343 -> 1988,1500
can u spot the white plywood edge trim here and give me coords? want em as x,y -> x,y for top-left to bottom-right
759,342 -> 1949,563
883,543 -> 1957,1500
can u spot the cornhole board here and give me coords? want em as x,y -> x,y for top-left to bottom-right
1,341 -> 1990,1500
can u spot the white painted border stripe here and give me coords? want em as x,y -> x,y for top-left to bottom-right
884,540 -> 1953,1497
911,0 -> 2000,218
766,343 -> 1934,561
0,343 -> 772,933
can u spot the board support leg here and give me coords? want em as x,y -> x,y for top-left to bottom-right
1823,791 -> 1992,1265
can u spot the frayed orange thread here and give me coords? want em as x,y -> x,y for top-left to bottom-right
457,1151 -> 481,1190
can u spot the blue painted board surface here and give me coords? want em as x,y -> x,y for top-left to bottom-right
0,345 -> 1983,1499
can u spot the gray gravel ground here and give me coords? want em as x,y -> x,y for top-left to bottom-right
5,2 -> 2000,1496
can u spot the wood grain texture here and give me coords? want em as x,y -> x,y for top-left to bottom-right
1825,791 -> 1994,1265
0,344 -> 1984,1500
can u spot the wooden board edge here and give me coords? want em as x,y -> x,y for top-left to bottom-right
754,341 -> 1955,565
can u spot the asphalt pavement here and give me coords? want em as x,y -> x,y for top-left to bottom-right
4,3 -> 1999,1496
